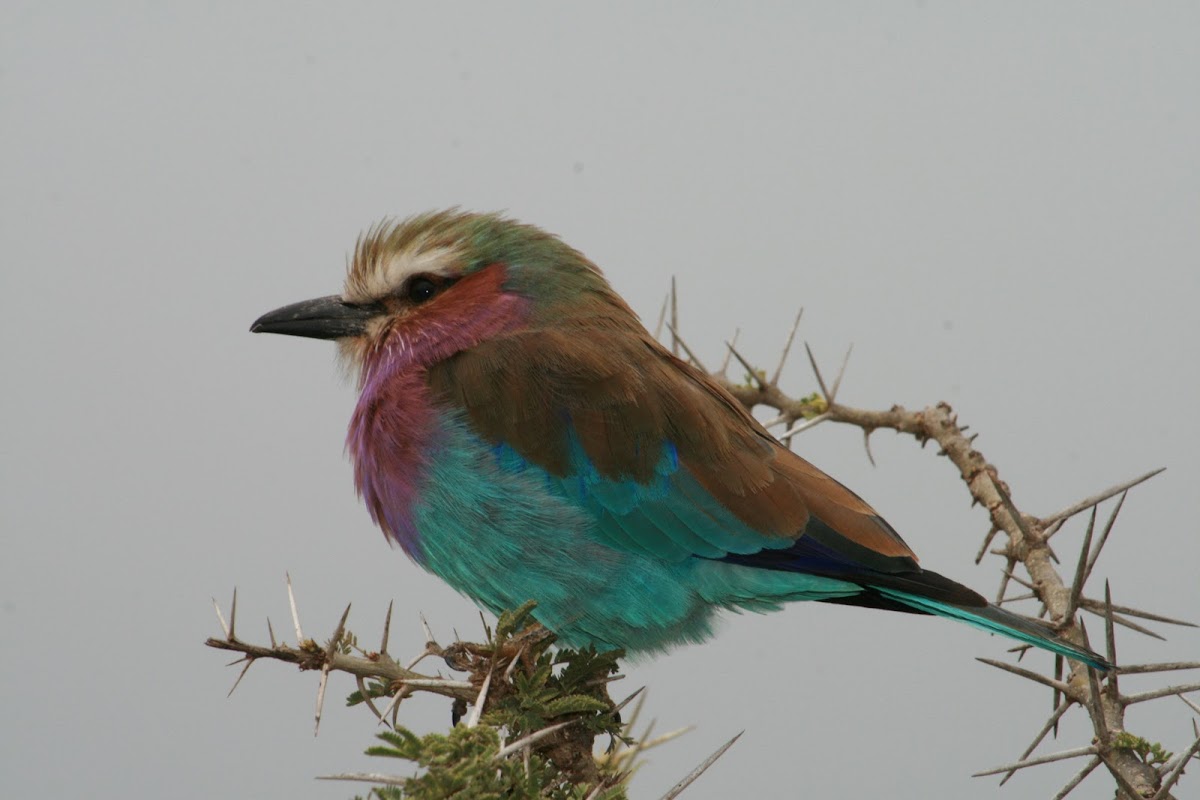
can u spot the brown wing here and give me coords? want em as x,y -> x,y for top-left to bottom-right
426,317 -> 918,564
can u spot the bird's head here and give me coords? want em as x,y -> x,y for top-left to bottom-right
251,209 -> 623,382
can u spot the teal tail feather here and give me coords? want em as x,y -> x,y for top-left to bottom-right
876,587 -> 1113,671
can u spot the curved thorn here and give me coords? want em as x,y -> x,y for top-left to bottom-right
355,674 -> 387,726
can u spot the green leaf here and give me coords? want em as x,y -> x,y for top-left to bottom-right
545,694 -> 611,717
495,600 -> 539,639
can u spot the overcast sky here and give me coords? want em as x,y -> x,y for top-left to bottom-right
3,3 -> 1198,798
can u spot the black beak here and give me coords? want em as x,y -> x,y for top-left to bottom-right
250,295 -> 384,340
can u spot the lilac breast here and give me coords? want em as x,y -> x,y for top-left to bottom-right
346,360 -> 439,559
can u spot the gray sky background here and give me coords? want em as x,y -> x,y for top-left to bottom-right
3,3 -> 1198,798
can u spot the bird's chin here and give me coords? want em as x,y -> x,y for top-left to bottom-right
336,338 -> 370,386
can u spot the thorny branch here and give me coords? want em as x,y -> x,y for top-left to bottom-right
205,588 -> 479,708
206,589 -> 700,796
713,315 -> 1198,799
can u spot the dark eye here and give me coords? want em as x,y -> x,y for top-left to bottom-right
406,276 -> 438,304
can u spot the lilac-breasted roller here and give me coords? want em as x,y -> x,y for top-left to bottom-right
251,210 -> 1108,670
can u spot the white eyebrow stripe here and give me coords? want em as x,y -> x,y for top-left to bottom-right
345,244 -> 461,303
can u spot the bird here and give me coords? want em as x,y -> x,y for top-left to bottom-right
251,209 -> 1109,671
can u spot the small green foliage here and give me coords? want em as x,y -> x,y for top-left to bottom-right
346,678 -> 391,707
335,629 -> 359,656
349,603 -> 632,799
353,724 -> 610,800
495,600 -> 540,640
1112,731 -> 1173,766
798,391 -> 828,417
740,367 -> 768,389
483,644 -> 626,743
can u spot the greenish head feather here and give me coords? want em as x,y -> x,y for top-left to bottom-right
344,209 -> 616,316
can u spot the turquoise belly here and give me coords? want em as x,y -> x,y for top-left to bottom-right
410,411 -> 860,653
